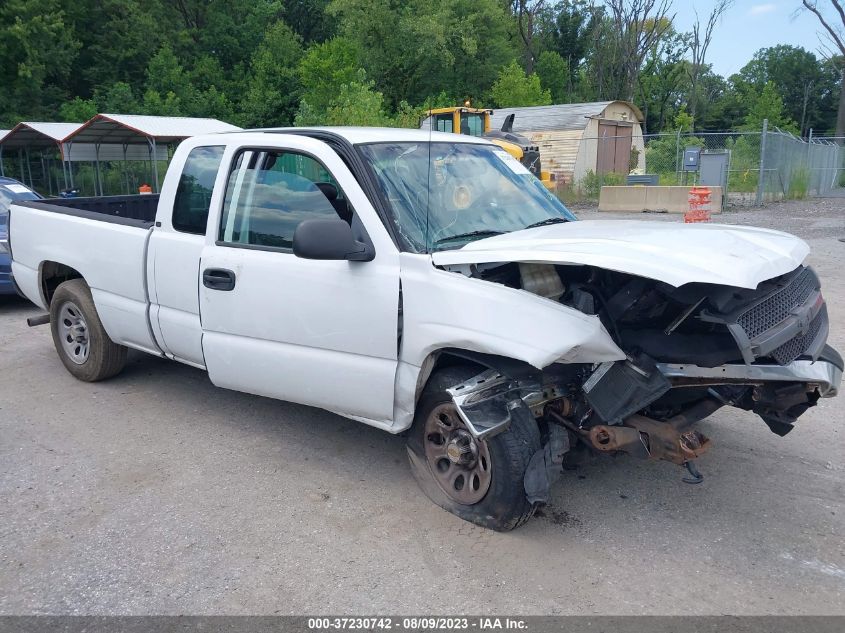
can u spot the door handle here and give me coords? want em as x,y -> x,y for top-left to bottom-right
203,268 -> 236,291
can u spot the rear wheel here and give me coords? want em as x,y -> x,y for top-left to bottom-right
407,366 -> 542,531
49,279 -> 127,381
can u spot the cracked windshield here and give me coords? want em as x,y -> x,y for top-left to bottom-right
360,142 -> 576,253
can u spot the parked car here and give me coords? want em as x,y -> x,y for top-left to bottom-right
7,129 -> 842,530
0,177 -> 41,295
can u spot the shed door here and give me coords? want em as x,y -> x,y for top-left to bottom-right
597,121 -> 633,175
613,124 -> 633,173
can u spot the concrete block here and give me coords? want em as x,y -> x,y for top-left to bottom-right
599,186 -> 722,214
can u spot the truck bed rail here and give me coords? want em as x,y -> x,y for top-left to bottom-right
14,195 -> 159,228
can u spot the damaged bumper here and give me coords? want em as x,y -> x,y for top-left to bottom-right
657,344 -> 842,398
449,345 -> 841,443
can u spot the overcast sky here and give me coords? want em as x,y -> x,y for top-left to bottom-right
672,1 -> 827,77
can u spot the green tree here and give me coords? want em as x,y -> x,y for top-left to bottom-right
743,81 -> 798,133
535,51 -> 569,104
298,37 -> 361,114
491,62 -> 551,107
59,97 -> 97,122
739,45 -> 832,136
328,0 -> 516,107
547,0 -> 603,99
95,82 -> 141,114
140,44 -> 194,116
295,70 -> 393,126
240,21 -> 303,127
636,27 -> 689,133
0,0 -> 80,125
63,0 -> 168,96
285,0 -> 338,43
163,0 -> 284,73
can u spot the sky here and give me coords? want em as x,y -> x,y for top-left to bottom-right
672,1 -> 829,77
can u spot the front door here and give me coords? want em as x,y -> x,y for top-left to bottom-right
198,140 -> 400,424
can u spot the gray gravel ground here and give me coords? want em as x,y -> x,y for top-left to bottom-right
1,199 -> 844,615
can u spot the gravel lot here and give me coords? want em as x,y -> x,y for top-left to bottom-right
1,199 -> 843,615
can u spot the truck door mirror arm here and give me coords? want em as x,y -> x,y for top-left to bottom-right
292,217 -> 375,262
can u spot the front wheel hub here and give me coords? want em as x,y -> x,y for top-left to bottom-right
423,403 -> 492,505
446,430 -> 477,465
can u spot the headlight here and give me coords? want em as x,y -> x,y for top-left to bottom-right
0,239 -> 8,254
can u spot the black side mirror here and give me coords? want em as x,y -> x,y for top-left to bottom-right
293,218 -> 374,261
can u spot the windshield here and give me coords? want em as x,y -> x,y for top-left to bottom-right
359,142 -> 575,253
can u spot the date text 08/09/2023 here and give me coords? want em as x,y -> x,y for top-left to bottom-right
307,617 -> 529,630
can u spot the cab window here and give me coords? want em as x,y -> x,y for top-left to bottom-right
218,149 -> 352,251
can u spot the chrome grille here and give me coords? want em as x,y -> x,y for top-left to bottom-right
771,308 -> 826,365
737,268 -> 817,339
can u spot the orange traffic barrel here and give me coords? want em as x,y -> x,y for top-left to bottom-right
685,186 -> 711,223
139,183 -> 152,195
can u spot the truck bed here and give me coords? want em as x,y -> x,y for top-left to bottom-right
9,196 -> 161,355
20,194 -> 160,228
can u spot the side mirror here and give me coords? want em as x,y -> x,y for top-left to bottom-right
292,218 -> 374,262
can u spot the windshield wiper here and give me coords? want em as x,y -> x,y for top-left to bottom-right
433,229 -> 504,247
523,217 -> 569,230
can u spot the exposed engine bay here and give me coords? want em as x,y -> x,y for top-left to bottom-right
438,260 -> 842,498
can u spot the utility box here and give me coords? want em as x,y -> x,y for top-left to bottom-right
682,147 -> 701,172
699,151 -> 730,210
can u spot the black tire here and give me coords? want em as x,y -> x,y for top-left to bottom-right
407,366 -> 542,531
49,279 -> 127,382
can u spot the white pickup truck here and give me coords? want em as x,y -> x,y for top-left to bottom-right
9,128 -> 841,530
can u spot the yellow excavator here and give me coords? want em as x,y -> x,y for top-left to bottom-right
422,107 -> 555,189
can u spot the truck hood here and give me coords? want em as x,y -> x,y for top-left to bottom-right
430,220 -> 809,289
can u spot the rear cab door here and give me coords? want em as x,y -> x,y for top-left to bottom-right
197,134 -> 401,425
147,141 -> 227,367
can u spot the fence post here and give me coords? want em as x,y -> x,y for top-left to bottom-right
807,129 -> 813,194
675,128 -> 681,184
756,118 -> 768,206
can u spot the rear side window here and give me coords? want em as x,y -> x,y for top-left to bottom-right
172,145 -> 225,234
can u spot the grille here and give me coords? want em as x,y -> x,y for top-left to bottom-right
770,308 -> 826,365
737,268 -> 817,339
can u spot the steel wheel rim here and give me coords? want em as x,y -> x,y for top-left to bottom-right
423,403 -> 492,505
58,301 -> 90,365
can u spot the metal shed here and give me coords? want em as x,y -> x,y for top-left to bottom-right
63,114 -> 241,194
0,122 -> 84,193
490,101 -> 645,186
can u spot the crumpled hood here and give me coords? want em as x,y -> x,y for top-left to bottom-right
431,220 -> 809,289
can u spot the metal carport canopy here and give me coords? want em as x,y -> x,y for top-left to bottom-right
66,114 -> 241,145
0,122 -> 83,185
63,114 -> 241,193
0,122 -> 83,148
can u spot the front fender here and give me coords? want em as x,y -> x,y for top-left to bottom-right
391,254 -> 625,431
399,254 -> 623,368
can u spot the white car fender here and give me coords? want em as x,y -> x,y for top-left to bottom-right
392,253 -> 625,431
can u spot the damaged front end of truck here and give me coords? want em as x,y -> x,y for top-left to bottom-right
429,258 -> 842,501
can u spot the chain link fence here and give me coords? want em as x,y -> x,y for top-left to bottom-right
760,128 -> 845,201
641,131 -> 763,206
552,120 -> 845,207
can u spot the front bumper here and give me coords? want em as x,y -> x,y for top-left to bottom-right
657,344 -> 843,398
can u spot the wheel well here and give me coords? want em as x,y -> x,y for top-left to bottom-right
415,348 -> 540,406
40,262 -> 83,307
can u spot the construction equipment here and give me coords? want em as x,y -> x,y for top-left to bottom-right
422,107 -> 555,189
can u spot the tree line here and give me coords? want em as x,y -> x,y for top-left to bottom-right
0,0 -> 840,137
